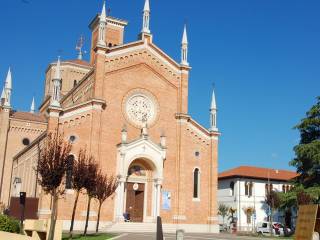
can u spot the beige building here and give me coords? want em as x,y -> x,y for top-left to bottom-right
0,0 -> 220,233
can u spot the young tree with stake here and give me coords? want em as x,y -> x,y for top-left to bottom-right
36,133 -> 72,240
94,172 -> 118,233
69,149 -> 91,238
83,158 -> 98,236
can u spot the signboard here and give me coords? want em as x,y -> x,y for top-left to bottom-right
295,205 -> 320,240
162,191 -> 171,210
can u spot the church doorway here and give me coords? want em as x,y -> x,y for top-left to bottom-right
125,182 -> 145,222
123,159 -> 155,223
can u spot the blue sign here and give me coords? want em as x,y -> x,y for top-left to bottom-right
162,191 -> 171,210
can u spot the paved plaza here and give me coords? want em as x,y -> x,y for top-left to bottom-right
112,232 -> 264,240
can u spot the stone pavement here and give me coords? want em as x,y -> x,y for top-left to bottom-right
111,232 -> 264,240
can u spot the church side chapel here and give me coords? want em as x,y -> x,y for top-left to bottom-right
0,0 -> 220,233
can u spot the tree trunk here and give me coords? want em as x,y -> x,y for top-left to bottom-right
69,190 -> 80,238
96,201 -> 102,233
84,196 -> 92,236
48,190 -> 58,240
269,208 -> 273,236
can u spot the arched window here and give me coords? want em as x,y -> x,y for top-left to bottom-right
66,155 -> 74,189
73,80 -> 77,87
128,165 -> 146,177
245,182 -> 253,197
230,181 -> 235,196
193,168 -> 200,199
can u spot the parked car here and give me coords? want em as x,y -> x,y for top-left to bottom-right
219,223 -> 228,232
256,221 -> 292,236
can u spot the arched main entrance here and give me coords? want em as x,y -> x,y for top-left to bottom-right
115,135 -> 166,223
124,159 -> 155,222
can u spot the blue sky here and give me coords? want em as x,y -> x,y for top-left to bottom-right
0,0 -> 319,172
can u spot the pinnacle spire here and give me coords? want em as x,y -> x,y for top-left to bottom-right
211,88 -> 217,110
182,24 -> 188,45
100,1 -> 107,22
50,57 -> 62,108
181,25 -> 189,66
141,0 -> 151,34
144,0 -> 150,12
54,57 -> 61,80
5,67 -> 12,90
97,1 -> 107,46
209,88 -> 218,132
30,97 -> 35,113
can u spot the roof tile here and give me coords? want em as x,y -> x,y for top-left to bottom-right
218,166 -> 298,181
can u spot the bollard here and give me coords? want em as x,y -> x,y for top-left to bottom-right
156,216 -> 164,240
176,229 -> 184,240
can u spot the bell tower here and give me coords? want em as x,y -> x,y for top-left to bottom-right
89,3 -> 128,64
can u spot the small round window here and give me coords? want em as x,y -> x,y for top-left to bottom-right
22,138 -> 30,146
69,135 -> 77,143
195,151 -> 200,157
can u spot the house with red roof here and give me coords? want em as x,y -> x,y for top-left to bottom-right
218,166 -> 297,231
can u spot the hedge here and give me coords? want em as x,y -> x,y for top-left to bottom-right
0,214 -> 20,233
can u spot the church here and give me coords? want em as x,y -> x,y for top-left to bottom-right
0,0 -> 220,233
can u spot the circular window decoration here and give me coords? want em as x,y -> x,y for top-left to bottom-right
122,89 -> 159,128
22,138 -> 30,146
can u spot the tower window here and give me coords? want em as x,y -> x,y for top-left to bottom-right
195,151 -> 200,157
193,168 -> 200,199
73,80 -> 77,87
22,138 -> 30,146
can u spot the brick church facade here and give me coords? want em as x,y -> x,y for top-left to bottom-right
0,1 -> 220,232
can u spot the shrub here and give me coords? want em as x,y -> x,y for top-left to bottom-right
0,214 -> 20,233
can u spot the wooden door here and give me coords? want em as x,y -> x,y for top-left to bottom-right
126,183 -> 145,222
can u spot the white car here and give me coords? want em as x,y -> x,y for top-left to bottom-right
256,222 -> 291,236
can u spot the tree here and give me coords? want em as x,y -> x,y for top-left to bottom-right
290,96 -> 320,187
36,133 -> 72,240
83,158 -> 98,236
69,149 -> 90,238
218,203 -> 229,225
94,172 -> 118,233
265,190 -> 281,236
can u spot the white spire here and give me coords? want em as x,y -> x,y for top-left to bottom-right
100,1 -> 107,22
141,0 -> 151,34
50,57 -> 62,108
3,67 -> 12,107
209,88 -> 218,132
144,0 -> 150,12
30,97 -> 35,113
181,25 -> 189,66
210,88 -> 217,110
54,57 -> 61,80
97,1 -> 107,46
5,67 -> 12,90
182,24 -> 188,44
